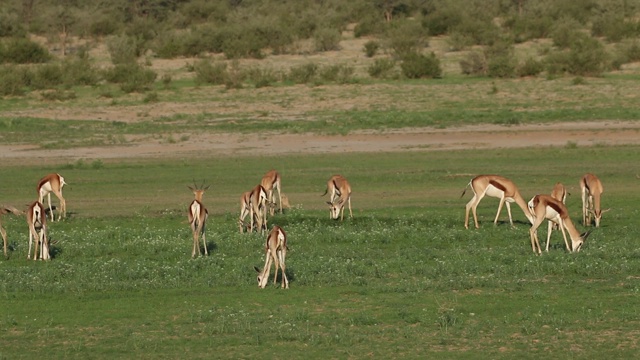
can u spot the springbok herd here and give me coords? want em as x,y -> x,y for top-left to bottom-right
1,170 -> 606,289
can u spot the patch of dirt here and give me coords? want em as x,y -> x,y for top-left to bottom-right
1,120 -> 639,163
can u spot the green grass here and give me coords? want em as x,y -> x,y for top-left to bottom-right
1,145 -> 639,358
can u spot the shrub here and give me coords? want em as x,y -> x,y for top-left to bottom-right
363,40 -> 380,58
246,67 -> 279,88
0,65 -> 29,96
106,35 -> 141,65
0,37 -> 51,64
286,63 -> 318,84
459,51 -> 487,76
485,40 -> 517,78
565,34 -> 608,76
550,18 -> 582,49
421,5 -> 464,36
591,13 -> 637,42
224,60 -> 245,89
385,20 -> 427,59
193,59 -> 227,85
32,63 -> 64,89
368,58 -> 396,79
313,28 -> 341,52
354,14 -> 385,38
319,64 -> 355,84
62,57 -> 100,86
400,52 -> 442,79
103,63 -> 157,93
517,57 -> 544,77
41,89 -> 76,101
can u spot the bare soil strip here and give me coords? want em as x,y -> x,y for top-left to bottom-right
1,121 -> 639,163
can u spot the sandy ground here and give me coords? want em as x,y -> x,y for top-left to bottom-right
1,120 -> 639,162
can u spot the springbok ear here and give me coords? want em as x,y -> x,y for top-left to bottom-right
254,266 -> 261,273
581,230 -> 593,242
204,185 -> 211,190
326,201 -> 333,205
188,186 -> 194,191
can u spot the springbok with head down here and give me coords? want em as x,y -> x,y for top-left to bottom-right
27,201 -> 50,261
527,194 -> 589,254
254,226 -> 289,289
580,173 -> 607,227
323,175 -> 352,221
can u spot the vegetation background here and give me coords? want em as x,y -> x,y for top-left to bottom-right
1,0 -> 640,358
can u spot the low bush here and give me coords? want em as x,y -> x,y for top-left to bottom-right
0,65 -> 29,96
313,28 -> 341,52
286,63 -> 318,84
368,58 -> 397,79
0,37 -> 51,64
193,59 -> 227,85
363,40 -> 380,58
516,57 -> 544,77
400,52 -> 442,79
319,64 -> 355,84
32,63 -> 64,89
385,20 -> 427,59
246,67 -> 279,88
106,35 -> 142,65
103,63 -> 157,93
460,51 -> 487,76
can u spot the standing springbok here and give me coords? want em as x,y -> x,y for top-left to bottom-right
250,184 -> 268,234
322,175 -> 352,221
1,205 -> 22,258
254,226 -> 289,289
27,201 -> 50,260
461,175 -> 533,229
238,190 -> 252,233
527,194 -> 588,254
188,183 -> 209,258
580,173 -> 606,227
260,170 -> 283,216
37,173 -> 67,221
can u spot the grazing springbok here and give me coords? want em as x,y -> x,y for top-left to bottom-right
260,170 -> 283,216
27,201 -> 50,261
1,205 -> 22,258
238,190 -> 253,233
461,175 -> 533,229
580,173 -> 607,227
550,182 -> 568,203
322,175 -> 353,221
37,173 -> 67,221
254,226 -> 289,289
527,194 -> 588,254
188,183 -> 209,258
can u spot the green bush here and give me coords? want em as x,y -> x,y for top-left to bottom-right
32,63 -> 64,89
103,63 -> 157,93
385,20 -> 427,59
0,37 -> 51,64
591,13 -> 638,42
0,11 -> 25,37
62,57 -> 100,86
459,51 -> 487,76
354,14 -> 385,38
368,58 -> 396,79
503,15 -> 554,43
550,18 -> 582,49
0,65 -> 29,96
400,52 -> 442,79
363,40 -> 380,58
517,57 -> 544,77
106,35 -> 141,65
545,33 -> 608,77
319,64 -> 355,84
286,63 -> 318,84
246,67 -> 279,88
313,28 -> 342,52
485,40 -> 517,78
421,5 -> 464,36
193,59 -> 228,85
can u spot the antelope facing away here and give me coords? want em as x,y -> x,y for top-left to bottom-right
27,201 -> 50,261
322,175 -> 352,221
37,173 -> 67,221
461,175 -> 534,229
254,226 -> 289,289
188,182 -> 209,258
527,194 -> 588,254
580,173 -> 607,227
260,170 -> 283,216
1,205 -> 23,258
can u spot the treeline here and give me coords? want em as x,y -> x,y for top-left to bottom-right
1,0 -> 640,96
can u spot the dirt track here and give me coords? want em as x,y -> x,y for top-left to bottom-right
1,120 -> 639,162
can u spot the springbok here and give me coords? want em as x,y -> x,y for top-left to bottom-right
322,175 -> 353,220
580,173 -> 607,227
188,182 -> 209,258
37,173 -> 67,221
250,184 -> 268,234
260,170 -> 283,216
461,175 -> 533,229
1,205 -> 22,258
254,226 -> 289,289
527,194 -> 589,254
27,201 -> 50,260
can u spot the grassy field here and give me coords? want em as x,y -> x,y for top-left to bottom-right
1,145 -> 639,359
